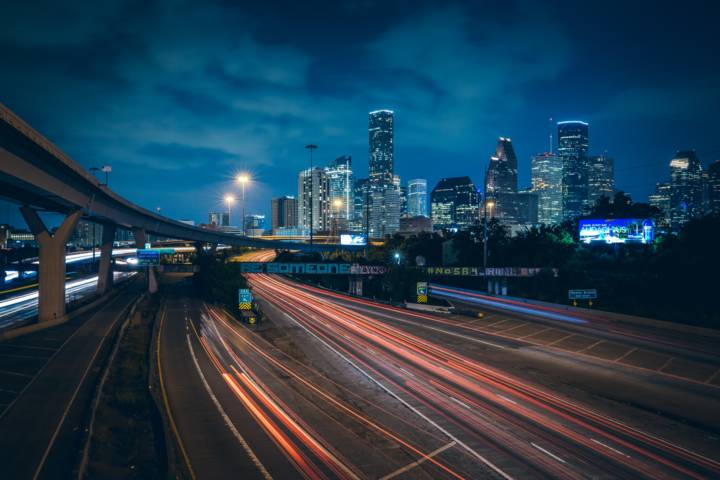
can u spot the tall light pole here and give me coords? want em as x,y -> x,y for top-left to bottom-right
305,144 -> 317,251
483,192 -> 495,292
225,195 -> 235,227
237,174 -> 250,236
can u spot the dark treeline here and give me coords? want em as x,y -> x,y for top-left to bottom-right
363,194 -> 719,329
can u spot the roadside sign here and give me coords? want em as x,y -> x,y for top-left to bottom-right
417,282 -> 428,304
568,289 -> 597,300
238,288 -> 253,310
136,249 -> 160,266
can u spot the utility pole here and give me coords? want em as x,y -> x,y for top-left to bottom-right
305,144 -> 317,252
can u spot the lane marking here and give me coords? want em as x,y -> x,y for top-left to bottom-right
156,306 -> 197,480
546,333 -> 575,346
0,368 -> 33,378
496,394 -> 517,405
32,293 -> 136,480
185,329 -> 273,479
379,441 -> 457,480
613,348 -> 637,363
591,438 -> 630,458
499,323 -> 531,334
531,442 -> 567,464
449,396 -> 471,410
280,311 -> 514,480
576,339 -> 604,353
518,327 -> 551,339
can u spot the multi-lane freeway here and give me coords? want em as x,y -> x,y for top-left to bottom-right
157,252 -> 720,479
0,272 -> 135,329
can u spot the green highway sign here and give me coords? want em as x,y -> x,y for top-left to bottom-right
568,289 -> 597,300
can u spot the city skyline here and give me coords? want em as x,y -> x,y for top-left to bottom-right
1,1 -> 719,227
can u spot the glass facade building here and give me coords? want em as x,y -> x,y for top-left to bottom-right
407,178 -> 428,217
431,176 -> 480,230
531,152 -> 563,225
367,110 -> 399,237
271,196 -> 298,233
325,155 -> 354,231
298,167 -> 330,233
587,154 -> 615,207
669,150 -> 704,229
558,121 -> 589,220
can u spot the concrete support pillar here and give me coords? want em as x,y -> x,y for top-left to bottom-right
132,227 -> 147,249
132,227 -> 157,294
96,223 -> 116,295
194,241 -> 204,258
19,207 -> 82,323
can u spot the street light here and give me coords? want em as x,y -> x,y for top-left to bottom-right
225,195 -> 235,227
483,197 -> 495,288
394,252 -> 401,264
305,144 -> 318,251
237,174 -> 250,235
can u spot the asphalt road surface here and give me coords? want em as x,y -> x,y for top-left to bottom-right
0,280 -> 142,479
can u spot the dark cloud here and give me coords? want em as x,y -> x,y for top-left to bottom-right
0,0 -> 719,225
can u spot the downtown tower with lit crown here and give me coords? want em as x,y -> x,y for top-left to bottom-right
367,110 -> 400,238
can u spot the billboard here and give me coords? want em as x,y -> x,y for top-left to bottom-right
340,234 -> 367,246
579,219 -> 653,244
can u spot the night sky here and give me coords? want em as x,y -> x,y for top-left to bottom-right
1,0 -> 719,226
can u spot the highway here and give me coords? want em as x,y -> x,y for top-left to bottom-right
0,272 -> 135,330
429,283 -> 720,366
0,280 -> 143,479
156,249 -> 720,479
244,274 -> 720,479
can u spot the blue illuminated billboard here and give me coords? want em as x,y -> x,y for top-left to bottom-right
340,234 -> 367,246
579,219 -> 654,245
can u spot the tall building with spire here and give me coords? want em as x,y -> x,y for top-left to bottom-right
367,110 -> 399,237
558,121 -> 589,220
485,137 -> 523,224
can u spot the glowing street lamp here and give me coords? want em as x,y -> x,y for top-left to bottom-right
236,174 -> 250,235
225,195 -> 235,226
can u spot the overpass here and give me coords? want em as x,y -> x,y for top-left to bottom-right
0,102 -> 361,323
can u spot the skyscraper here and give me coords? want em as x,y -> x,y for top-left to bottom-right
431,177 -> 480,230
298,167 -> 330,233
369,110 -> 394,187
669,150 -> 704,229
707,160 -> 720,215
531,152 -> 563,225
351,178 -> 368,233
587,154 -> 615,208
485,137 -> 518,197
271,196 -> 298,233
648,182 -> 671,226
367,110 -> 399,237
485,137 -> 521,224
325,155 -> 354,231
407,178 -> 428,217
558,121 -> 589,219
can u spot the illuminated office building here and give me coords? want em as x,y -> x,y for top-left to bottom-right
298,167 -> 330,233
669,150 -> 704,229
531,152 -> 563,225
325,155 -> 354,231
431,176 -> 480,230
367,110 -> 399,237
271,196 -> 298,233
587,154 -> 615,207
558,121 -> 589,219
407,178 -> 428,217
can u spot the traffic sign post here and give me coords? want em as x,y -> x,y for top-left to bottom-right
568,289 -> 597,307
416,282 -> 428,304
238,288 -> 253,310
